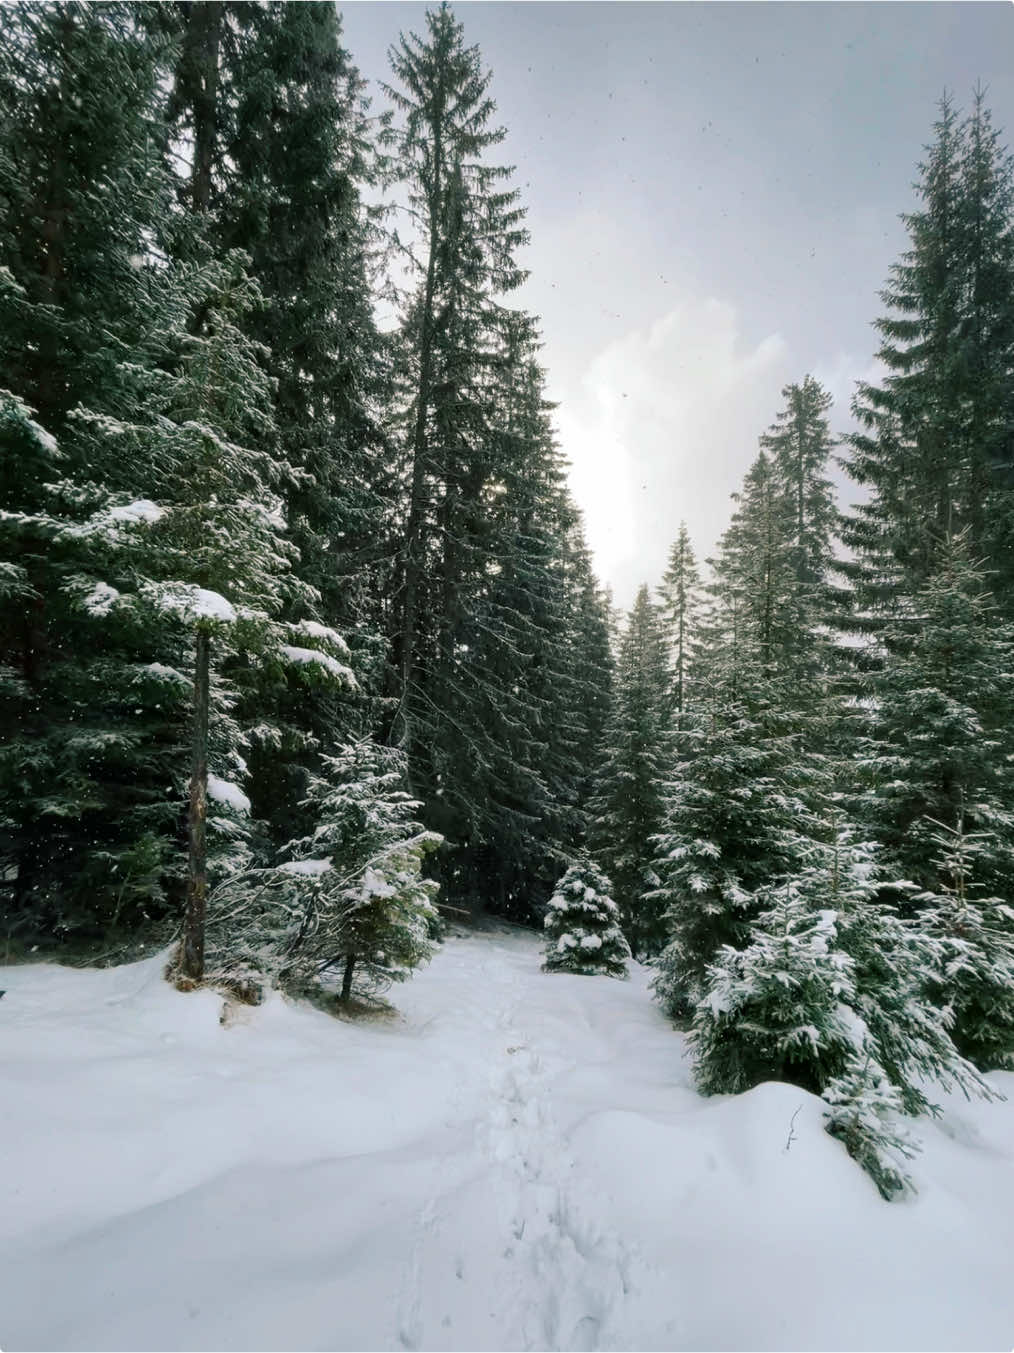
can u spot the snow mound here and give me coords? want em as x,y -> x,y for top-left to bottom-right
1,930 -> 1012,1351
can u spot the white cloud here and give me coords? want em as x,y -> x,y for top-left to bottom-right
555,298 -> 792,608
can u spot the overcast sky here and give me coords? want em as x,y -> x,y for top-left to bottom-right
340,1 -> 1014,608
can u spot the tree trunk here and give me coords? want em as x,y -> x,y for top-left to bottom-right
339,953 -> 356,1004
188,3 -> 221,215
181,626 -> 211,980
391,80 -> 446,752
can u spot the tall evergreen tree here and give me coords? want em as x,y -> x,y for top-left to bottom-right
380,5 -> 599,915
857,532 -> 1014,896
650,424 -> 841,1014
383,1 -> 528,759
0,4 -> 184,941
841,91 -> 1014,611
589,585 -> 671,956
657,522 -> 701,728
759,375 -> 839,597
163,1 -> 388,854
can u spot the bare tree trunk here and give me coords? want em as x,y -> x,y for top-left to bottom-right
339,954 -> 356,1004
188,2 -> 221,215
181,626 -> 211,980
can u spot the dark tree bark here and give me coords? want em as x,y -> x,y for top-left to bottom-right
340,953 -> 356,1004
181,626 -> 211,979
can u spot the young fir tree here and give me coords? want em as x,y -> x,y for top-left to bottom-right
649,684 -> 809,1019
915,812 -> 1014,1071
589,585 -> 671,957
840,91 -> 1014,611
690,881 -> 860,1097
542,859 -> 631,978
208,740 -> 441,1004
691,814 -> 991,1197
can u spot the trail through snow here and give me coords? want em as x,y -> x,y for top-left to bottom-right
2,928 -> 1014,1351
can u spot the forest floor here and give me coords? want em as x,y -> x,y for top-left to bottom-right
2,926 -> 1014,1351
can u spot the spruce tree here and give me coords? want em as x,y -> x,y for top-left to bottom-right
916,813 -> 1014,1071
690,881 -> 860,1097
657,522 -> 701,728
589,585 -> 671,956
649,445 -> 834,1014
383,1 -> 529,762
271,740 -> 441,1005
542,859 -> 631,978
57,253 -> 349,976
759,375 -> 839,599
0,4 -> 188,942
691,813 -> 992,1197
164,1 -> 388,853
858,532 -> 1014,900
841,92 -> 1014,609
381,9 -> 596,916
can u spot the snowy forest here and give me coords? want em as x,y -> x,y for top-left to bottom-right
4,0 -> 1014,1236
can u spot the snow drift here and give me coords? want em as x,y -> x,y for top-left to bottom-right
1,929 -> 1012,1351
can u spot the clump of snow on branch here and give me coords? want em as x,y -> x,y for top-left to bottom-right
279,644 -> 356,686
207,774 -> 251,817
141,581 -> 237,624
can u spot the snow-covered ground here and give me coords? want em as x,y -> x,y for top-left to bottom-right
2,928 -> 1013,1352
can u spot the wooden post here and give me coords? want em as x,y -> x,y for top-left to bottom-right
181,625 -> 211,980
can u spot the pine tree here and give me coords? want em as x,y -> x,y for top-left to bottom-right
689,882 -> 859,1097
690,812 -> 992,1197
589,585 -> 671,956
542,859 -> 630,978
858,532 -> 1014,899
841,91 -> 1014,610
657,522 -> 701,727
163,1 -> 388,854
271,740 -> 441,1005
759,375 -> 839,600
915,812 -> 1014,1070
383,1 -> 529,763
0,4 -> 188,942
